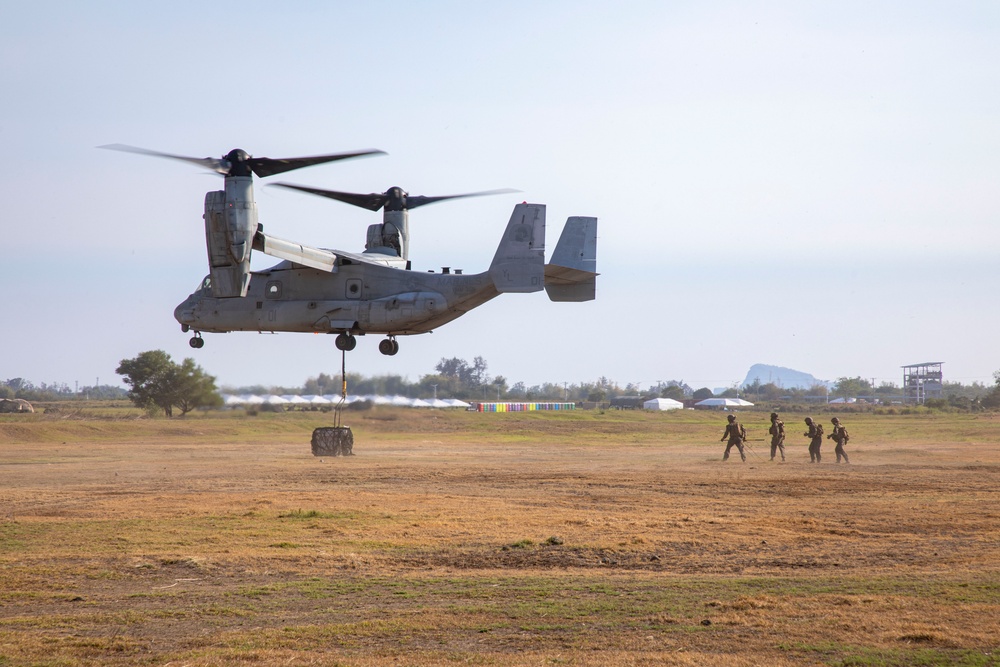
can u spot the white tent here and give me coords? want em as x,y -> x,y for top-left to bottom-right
303,395 -> 332,406
643,397 -> 684,410
694,398 -> 755,408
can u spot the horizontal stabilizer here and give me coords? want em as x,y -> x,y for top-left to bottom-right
544,216 -> 597,302
253,232 -> 337,272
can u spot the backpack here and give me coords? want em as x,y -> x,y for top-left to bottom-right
840,427 -> 849,443
815,424 -> 824,438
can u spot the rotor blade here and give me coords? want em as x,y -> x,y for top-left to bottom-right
271,183 -> 388,211
404,188 -> 520,210
248,149 -> 386,178
98,143 -> 230,174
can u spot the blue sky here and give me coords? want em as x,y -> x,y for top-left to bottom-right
2,1 -> 998,392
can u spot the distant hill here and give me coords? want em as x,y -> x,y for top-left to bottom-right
742,364 -> 828,390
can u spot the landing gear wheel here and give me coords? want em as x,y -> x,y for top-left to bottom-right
378,337 -> 399,356
335,332 -> 357,351
189,333 -> 204,349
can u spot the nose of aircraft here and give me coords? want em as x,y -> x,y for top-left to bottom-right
174,296 -> 197,326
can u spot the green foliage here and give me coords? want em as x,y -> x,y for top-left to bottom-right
833,376 -> 873,399
660,384 -> 685,400
693,387 -> 714,400
116,350 -> 221,417
436,356 -> 490,390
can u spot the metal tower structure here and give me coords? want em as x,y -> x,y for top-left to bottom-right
902,362 -> 943,404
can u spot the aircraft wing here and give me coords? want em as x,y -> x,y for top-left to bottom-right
327,249 -> 409,269
253,231 -> 337,272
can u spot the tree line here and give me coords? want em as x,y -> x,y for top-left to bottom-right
9,353 -> 1000,416
1,378 -> 126,402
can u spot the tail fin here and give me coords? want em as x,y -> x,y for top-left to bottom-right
544,216 -> 598,302
489,203 -> 545,293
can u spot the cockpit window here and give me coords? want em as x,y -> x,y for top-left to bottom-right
199,276 -> 212,292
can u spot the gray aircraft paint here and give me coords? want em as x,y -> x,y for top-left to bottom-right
102,143 -> 597,356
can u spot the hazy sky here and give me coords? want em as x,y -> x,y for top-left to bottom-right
2,1 -> 998,392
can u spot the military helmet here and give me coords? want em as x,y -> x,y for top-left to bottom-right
804,417 -> 813,424
770,412 -> 778,420
727,414 -> 736,422
831,417 -> 840,424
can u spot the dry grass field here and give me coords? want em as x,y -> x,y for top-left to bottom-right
1,407 -> 998,666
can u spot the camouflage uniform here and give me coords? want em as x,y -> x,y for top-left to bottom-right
804,417 -> 823,463
827,417 -> 850,464
768,412 -> 786,461
720,414 -> 747,462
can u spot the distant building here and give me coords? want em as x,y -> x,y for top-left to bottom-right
902,362 -> 943,404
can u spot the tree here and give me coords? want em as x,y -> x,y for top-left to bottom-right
171,358 -> 223,415
660,384 -> 685,401
833,376 -> 872,399
693,387 -> 714,400
434,356 -> 491,395
116,350 -> 221,417
982,371 -> 1000,410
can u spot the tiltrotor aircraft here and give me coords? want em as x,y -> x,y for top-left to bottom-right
102,144 -> 598,356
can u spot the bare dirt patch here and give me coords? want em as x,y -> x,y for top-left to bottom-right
1,409 -> 999,665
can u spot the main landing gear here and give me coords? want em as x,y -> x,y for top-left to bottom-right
378,336 -> 399,356
334,332 -> 357,351
188,332 -> 204,349
333,332 -> 398,355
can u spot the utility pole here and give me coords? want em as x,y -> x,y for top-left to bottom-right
431,384 -> 438,401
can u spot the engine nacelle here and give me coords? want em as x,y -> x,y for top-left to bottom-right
363,209 -> 409,259
203,176 -> 257,297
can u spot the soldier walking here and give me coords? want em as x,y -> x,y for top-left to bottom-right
768,412 -> 786,461
720,414 -> 747,462
804,417 -> 824,463
828,417 -> 851,464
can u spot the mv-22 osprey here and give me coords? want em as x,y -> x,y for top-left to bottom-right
102,145 -> 598,356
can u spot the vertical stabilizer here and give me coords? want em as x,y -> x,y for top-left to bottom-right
489,203 -> 546,293
544,216 -> 598,302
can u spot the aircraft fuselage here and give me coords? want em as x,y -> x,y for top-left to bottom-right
174,259 -> 500,337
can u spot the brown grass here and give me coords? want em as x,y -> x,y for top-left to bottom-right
1,408 -> 999,666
